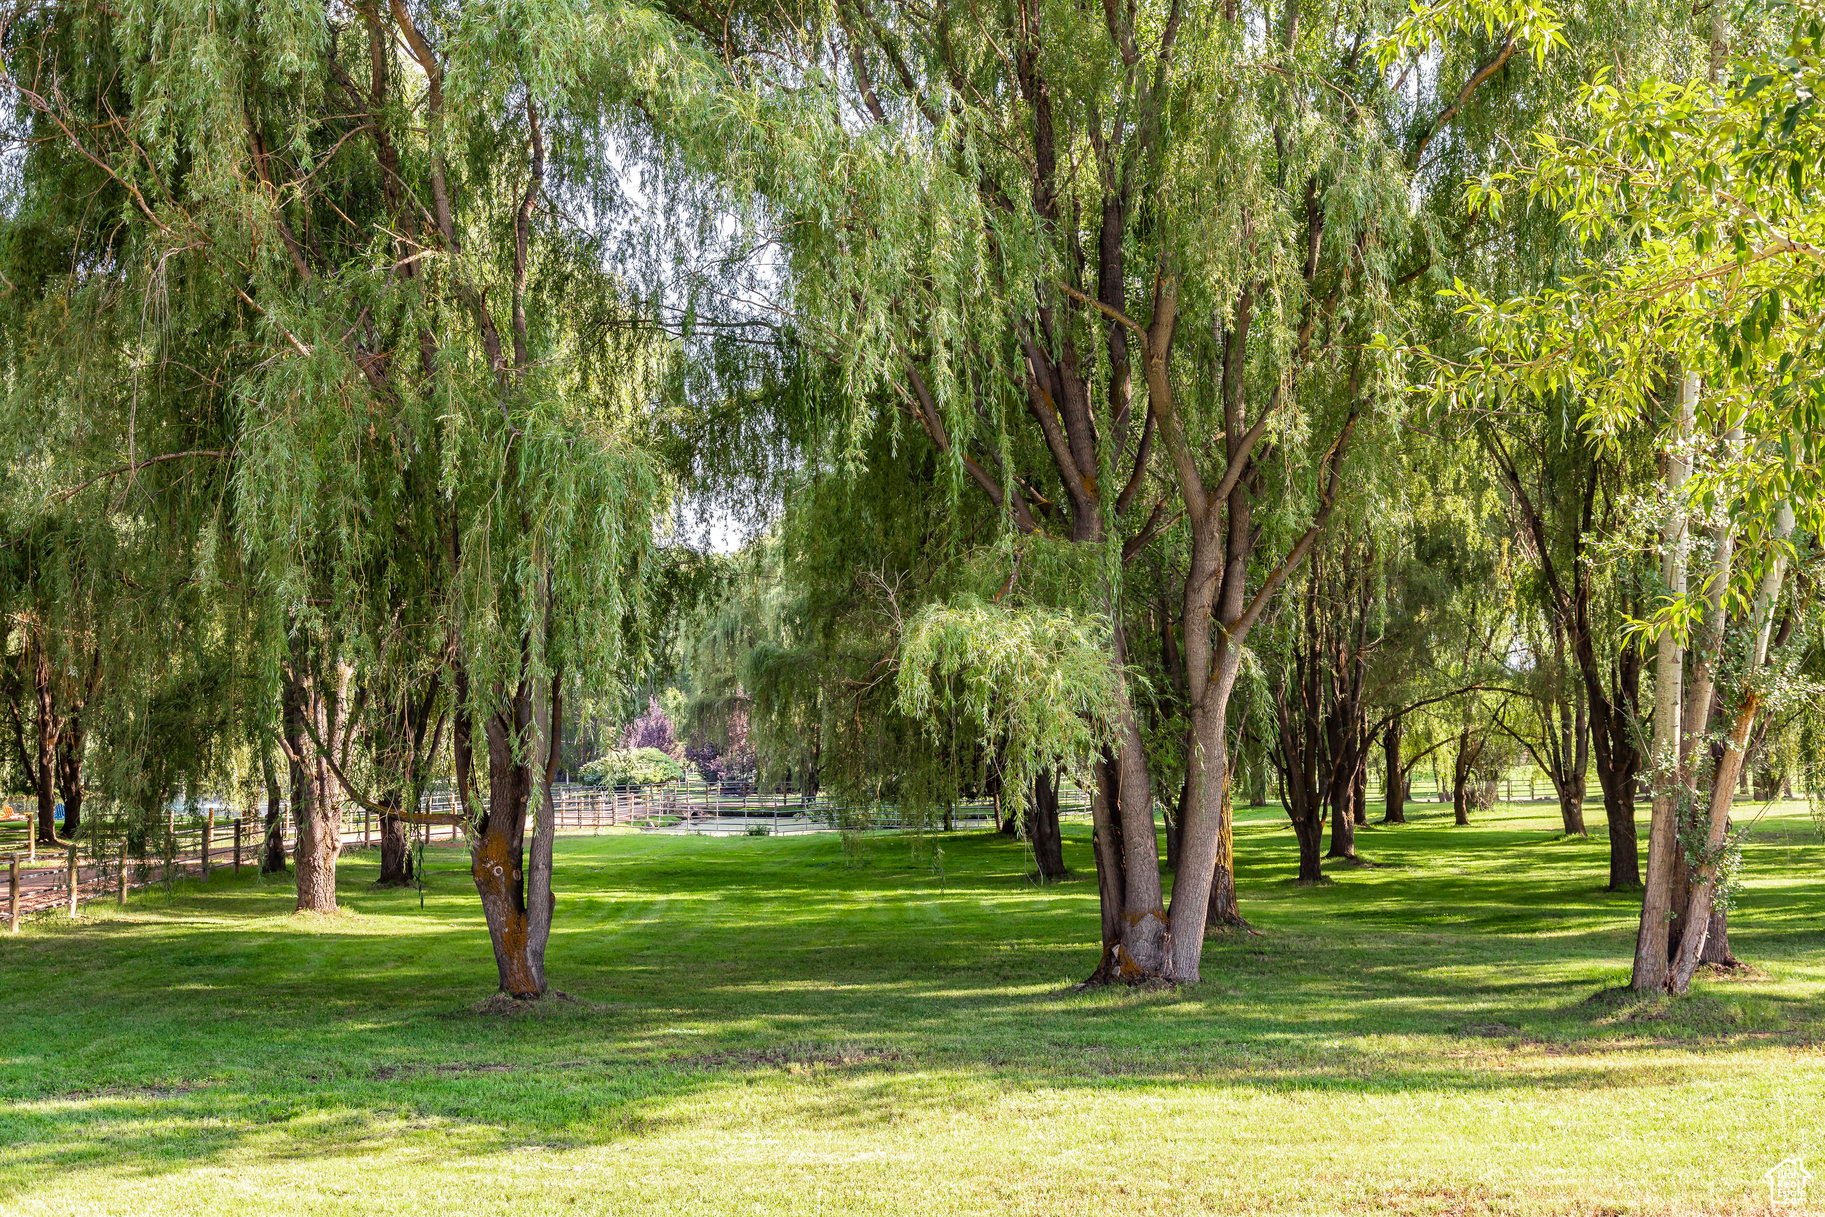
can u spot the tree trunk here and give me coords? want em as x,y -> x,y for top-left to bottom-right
285,641 -> 341,914
1555,696 -> 1588,835
54,714 -> 83,842
1026,768 -> 1067,879
1667,695 -> 1757,992
1451,730 -> 1478,826
1206,775 -> 1243,928
463,659 -> 560,1001
1089,753 -> 1126,965
1351,754 -> 1367,826
1382,714 -> 1405,824
377,807 -> 414,886
31,646 -> 59,845
1632,372 -> 1695,992
1103,629 -> 1169,979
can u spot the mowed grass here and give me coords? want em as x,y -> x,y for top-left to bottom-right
4,799 -> 1825,1216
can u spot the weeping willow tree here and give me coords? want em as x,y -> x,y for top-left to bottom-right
0,0 -> 704,997
656,0 -> 1669,982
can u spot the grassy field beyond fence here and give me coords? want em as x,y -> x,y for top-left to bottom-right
3,800 -> 1825,1215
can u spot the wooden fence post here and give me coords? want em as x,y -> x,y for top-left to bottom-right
234,819 -> 244,874
66,842 -> 79,916
118,838 -> 128,905
202,812 -> 214,880
8,854 -> 18,933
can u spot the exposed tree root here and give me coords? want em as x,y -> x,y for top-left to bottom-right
471,989 -> 580,1016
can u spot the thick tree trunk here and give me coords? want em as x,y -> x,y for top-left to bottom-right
1382,714 -> 1405,824
285,643 -> 341,914
1026,768 -> 1067,879
1293,815 -> 1324,883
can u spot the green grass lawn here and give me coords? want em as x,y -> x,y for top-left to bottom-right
4,799 -> 1825,1215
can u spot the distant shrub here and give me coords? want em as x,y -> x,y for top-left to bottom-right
578,747 -> 685,788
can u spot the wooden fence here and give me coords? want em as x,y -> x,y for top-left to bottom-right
4,779 -> 1092,928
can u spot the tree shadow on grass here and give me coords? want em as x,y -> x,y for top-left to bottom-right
4,822 -> 1825,1191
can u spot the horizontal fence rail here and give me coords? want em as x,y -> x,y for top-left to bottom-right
3,778 -> 1093,927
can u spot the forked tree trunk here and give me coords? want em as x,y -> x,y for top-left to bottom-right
1026,768 -> 1067,879
462,663 -> 561,1000
1451,730 -> 1479,827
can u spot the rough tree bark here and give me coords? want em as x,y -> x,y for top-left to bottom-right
459,652 -> 562,1000
283,638 -> 343,915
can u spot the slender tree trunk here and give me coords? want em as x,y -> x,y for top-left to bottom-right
1382,714 -> 1405,824
1556,697 -> 1588,834
1351,754 -> 1367,826
1633,371 -> 1695,992
1667,696 -> 1757,991
31,647 -> 59,845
